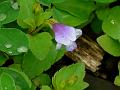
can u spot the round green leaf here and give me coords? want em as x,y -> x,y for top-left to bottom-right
0,68 -> 32,90
97,35 -> 120,56
102,6 -> 120,39
0,73 -> 16,90
0,28 -> 29,55
54,0 -> 95,25
0,1 -> 19,25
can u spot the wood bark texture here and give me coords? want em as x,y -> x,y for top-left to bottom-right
66,34 -> 104,72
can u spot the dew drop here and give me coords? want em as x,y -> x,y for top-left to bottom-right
17,46 -> 28,53
111,20 -> 115,24
0,13 -> 7,21
5,87 -> 7,90
4,44 -> 12,48
11,2 -> 19,10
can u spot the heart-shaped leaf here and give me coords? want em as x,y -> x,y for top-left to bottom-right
28,32 -> 52,61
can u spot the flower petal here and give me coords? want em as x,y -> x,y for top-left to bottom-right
75,29 -> 82,39
66,41 -> 77,51
64,25 -> 76,41
56,43 -> 62,50
52,23 -> 76,45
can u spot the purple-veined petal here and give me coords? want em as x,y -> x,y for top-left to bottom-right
66,41 -> 77,51
75,29 -> 82,39
55,32 -> 71,45
56,43 -> 62,50
64,25 -> 76,41
52,23 -> 76,45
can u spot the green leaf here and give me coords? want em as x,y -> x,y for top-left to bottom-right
35,10 -> 52,27
91,16 -> 103,33
0,72 -> 16,90
97,35 -> 120,56
114,76 -> 120,86
9,64 -> 22,71
102,6 -> 120,39
54,0 -> 95,25
55,46 -> 66,61
22,44 -> 57,79
53,8 -> 85,26
0,0 -> 5,3
39,0 -> 65,6
0,53 -> 8,66
118,61 -> 120,75
33,73 -> 51,87
17,0 -> 36,29
114,61 -> 120,86
0,28 -> 29,55
52,63 -> 89,90
39,0 -> 51,6
41,86 -> 51,90
28,32 -> 52,61
0,1 -> 19,25
95,0 -> 116,3
96,7 -> 110,21
16,85 -> 22,90
0,68 -> 32,90
13,54 -> 24,64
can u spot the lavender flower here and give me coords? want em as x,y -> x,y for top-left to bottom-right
52,23 -> 82,51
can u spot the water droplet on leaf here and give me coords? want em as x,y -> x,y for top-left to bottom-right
17,46 -> 28,53
4,44 -> 12,48
0,13 -> 7,21
11,2 -> 19,10
5,86 -> 7,90
111,20 -> 115,24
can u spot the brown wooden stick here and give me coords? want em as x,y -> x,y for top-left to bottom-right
65,34 -> 104,72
